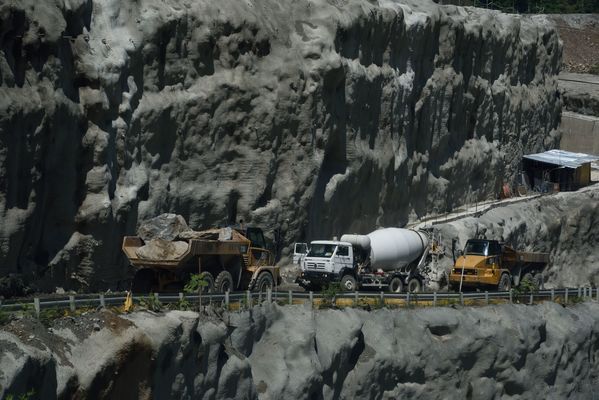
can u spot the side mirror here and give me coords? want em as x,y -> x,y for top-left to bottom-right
293,243 -> 308,265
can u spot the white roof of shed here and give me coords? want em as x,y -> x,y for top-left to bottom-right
523,149 -> 599,169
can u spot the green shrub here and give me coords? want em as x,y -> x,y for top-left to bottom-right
140,294 -> 163,312
319,283 -> 340,309
184,273 -> 210,294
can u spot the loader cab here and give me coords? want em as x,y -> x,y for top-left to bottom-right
235,226 -> 273,265
245,227 -> 267,250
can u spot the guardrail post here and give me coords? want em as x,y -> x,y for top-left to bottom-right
225,290 -> 230,308
267,288 -> 272,303
288,290 -> 293,305
354,291 -> 359,307
69,295 -> 75,312
485,291 -> 489,305
100,294 -> 105,308
380,291 -> 384,307
578,287 -> 581,298
551,288 -> 555,302
406,292 -> 410,307
154,293 -> 160,304
34,298 -> 40,318
179,292 -> 184,301
433,292 -> 437,307
309,291 -> 314,307
529,292 -> 533,305
246,290 -> 252,309
565,288 -> 569,304
460,292 -> 464,306
509,290 -> 513,304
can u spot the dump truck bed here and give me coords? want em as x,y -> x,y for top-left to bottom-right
122,228 -> 251,270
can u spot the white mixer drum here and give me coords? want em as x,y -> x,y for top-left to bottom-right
367,228 -> 428,270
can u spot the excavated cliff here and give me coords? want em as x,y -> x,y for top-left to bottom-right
0,0 -> 562,290
2,302 -> 599,399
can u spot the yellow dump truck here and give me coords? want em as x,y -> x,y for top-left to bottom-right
122,226 -> 279,293
448,239 -> 549,291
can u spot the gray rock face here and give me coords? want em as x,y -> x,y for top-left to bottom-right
559,72 -> 599,116
2,302 -> 599,399
0,0 -> 562,290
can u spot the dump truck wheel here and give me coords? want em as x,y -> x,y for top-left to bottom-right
132,269 -> 155,294
533,274 -> 544,290
340,275 -> 357,292
407,278 -> 421,293
214,271 -> 234,293
254,271 -> 274,293
389,277 -> 404,293
498,273 -> 511,291
522,273 -> 534,286
202,272 -> 215,293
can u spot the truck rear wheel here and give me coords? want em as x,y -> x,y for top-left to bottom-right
340,275 -> 357,292
407,278 -> 421,293
201,272 -> 215,293
498,273 -> 511,291
254,271 -> 274,293
132,269 -> 155,294
214,271 -> 234,293
389,277 -> 404,293
533,274 -> 544,290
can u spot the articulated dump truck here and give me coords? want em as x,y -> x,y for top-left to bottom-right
448,239 -> 549,291
295,228 -> 438,292
122,215 -> 279,293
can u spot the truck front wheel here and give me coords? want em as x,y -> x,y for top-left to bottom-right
340,275 -> 357,292
389,277 -> 404,293
498,273 -> 511,292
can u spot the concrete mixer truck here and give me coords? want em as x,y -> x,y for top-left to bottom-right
295,228 -> 431,292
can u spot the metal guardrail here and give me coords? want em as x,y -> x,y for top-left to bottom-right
1,287 -> 597,317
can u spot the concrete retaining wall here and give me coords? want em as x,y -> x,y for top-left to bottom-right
560,111 -> 599,155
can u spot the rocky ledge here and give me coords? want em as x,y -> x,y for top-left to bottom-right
1,301 -> 598,399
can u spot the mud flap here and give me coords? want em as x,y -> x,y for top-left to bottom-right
512,265 -> 522,286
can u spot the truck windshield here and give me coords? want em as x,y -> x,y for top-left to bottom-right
464,241 -> 488,256
307,244 -> 336,258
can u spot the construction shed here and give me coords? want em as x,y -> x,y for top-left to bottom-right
522,149 -> 598,192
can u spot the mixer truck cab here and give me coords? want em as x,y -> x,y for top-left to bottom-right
296,240 -> 356,290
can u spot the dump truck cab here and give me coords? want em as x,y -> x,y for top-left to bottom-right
449,239 -> 548,291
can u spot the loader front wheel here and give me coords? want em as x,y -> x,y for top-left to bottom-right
254,271 -> 274,294
214,271 -> 234,293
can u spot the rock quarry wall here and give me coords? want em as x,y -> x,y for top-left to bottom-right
2,302 -> 599,399
0,0 -> 562,290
